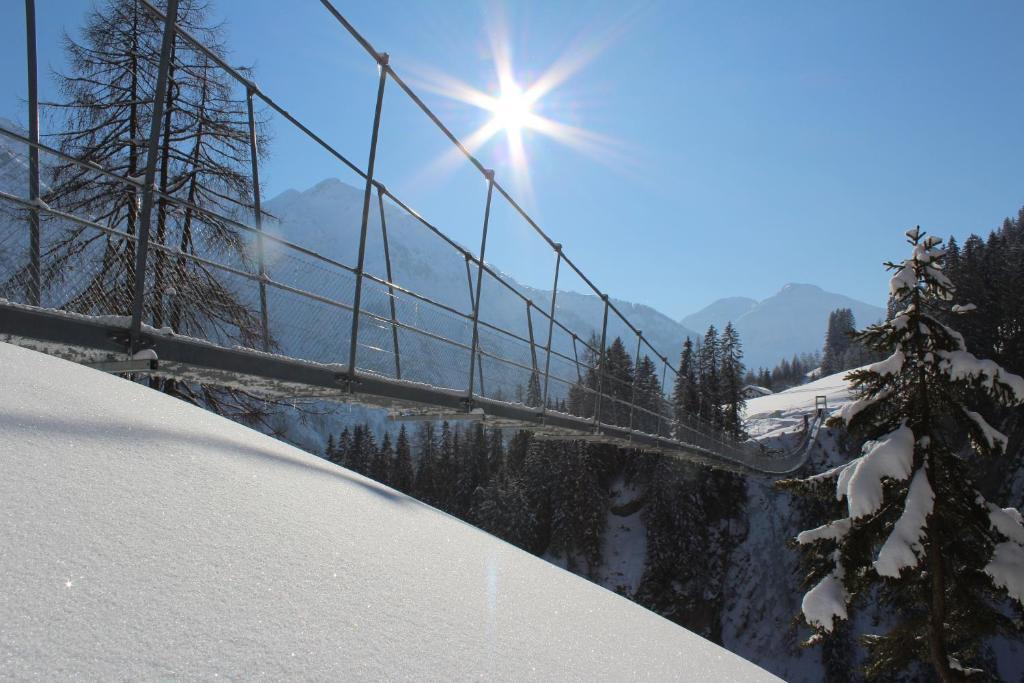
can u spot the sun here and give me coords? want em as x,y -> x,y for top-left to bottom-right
489,81 -> 533,134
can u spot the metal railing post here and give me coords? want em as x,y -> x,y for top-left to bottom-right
628,332 -> 642,433
246,88 -> 270,351
347,52 -> 389,382
466,170 -> 494,405
129,0 -> 179,351
540,246 -> 561,416
376,183 -> 401,379
592,294 -> 610,428
526,300 -> 538,372
525,299 -> 539,408
659,357 -> 669,437
24,0 -> 40,307
571,333 -> 582,382
462,252 -> 485,397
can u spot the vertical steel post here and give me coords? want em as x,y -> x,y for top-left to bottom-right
465,171 -> 494,404
659,357 -> 669,437
376,184 -> 401,379
571,334 -> 582,382
463,253 -> 485,398
592,295 -> 610,428
347,52 -> 389,382
525,299 -> 538,408
525,301 -> 538,371
130,0 -> 179,350
540,247 -> 561,416
246,89 -> 269,351
24,0 -> 40,307
628,332 -> 643,432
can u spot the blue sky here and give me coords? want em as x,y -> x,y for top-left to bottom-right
2,0 -> 1023,320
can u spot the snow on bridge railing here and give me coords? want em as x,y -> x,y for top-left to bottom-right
0,0 -> 809,472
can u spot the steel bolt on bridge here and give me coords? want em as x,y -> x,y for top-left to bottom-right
0,0 -> 823,475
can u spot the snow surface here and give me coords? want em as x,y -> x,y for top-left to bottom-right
742,368 -> 854,441
801,551 -> 848,633
873,466 -> 934,578
838,424 -> 915,519
0,342 -> 777,680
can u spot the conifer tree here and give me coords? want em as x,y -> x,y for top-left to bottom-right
526,370 -> 543,408
720,322 -> 746,438
698,326 -> 722,428
672,338 -> 700,432
370,432 -> 392,486
779,228 -> 1024,680
331,427 -> 351,466
390,425 -> 414,495
821,308 -> 856,375
633,355 -> 663,435
414,422 -> 438,504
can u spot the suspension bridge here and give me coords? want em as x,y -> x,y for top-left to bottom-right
0,0 -> 824,475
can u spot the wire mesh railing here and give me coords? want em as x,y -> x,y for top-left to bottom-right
0,0 -> 816,472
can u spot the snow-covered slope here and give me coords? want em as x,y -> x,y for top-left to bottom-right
683,284 -> 885,369
0,342 -> 777,680
743,368 -> 855,439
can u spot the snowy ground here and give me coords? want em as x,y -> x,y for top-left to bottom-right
0,342 -> 777,680
597,476 -> 648,597
743,370 -> 855,440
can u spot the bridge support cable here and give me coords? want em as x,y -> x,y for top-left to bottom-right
375,184 -> 402,380
24,0 -> 41,307
348,53 -> 389,386
466,171 -> 495,406
246,89 -> 270,352
129,0 -> 179,353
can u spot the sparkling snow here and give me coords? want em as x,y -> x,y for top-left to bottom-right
0,342 -> 777,680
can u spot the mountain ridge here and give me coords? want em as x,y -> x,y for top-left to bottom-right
681,283 -> 884,369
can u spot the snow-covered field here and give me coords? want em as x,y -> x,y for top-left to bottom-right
0,342 -> 777,680
743,370 -> 855,440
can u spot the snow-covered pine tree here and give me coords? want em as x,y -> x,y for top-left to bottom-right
779,227 -> 1024,680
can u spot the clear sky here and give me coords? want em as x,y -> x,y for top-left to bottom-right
2,1 -> 1023,319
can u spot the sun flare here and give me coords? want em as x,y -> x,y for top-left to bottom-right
489,81 -> 533,134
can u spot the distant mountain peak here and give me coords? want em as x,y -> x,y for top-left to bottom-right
778,283 -> 822,294
681,284 -> 884,368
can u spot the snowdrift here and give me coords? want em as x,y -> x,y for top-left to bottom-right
0,342 -> 776,680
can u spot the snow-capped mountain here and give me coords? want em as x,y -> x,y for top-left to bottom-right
263,177 -> 701,396
682,284 -> 885,369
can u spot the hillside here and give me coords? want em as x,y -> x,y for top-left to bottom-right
0,341 -> 777,680
264,178 -> 700,383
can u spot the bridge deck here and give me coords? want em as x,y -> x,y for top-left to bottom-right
0,302 -> 814,475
